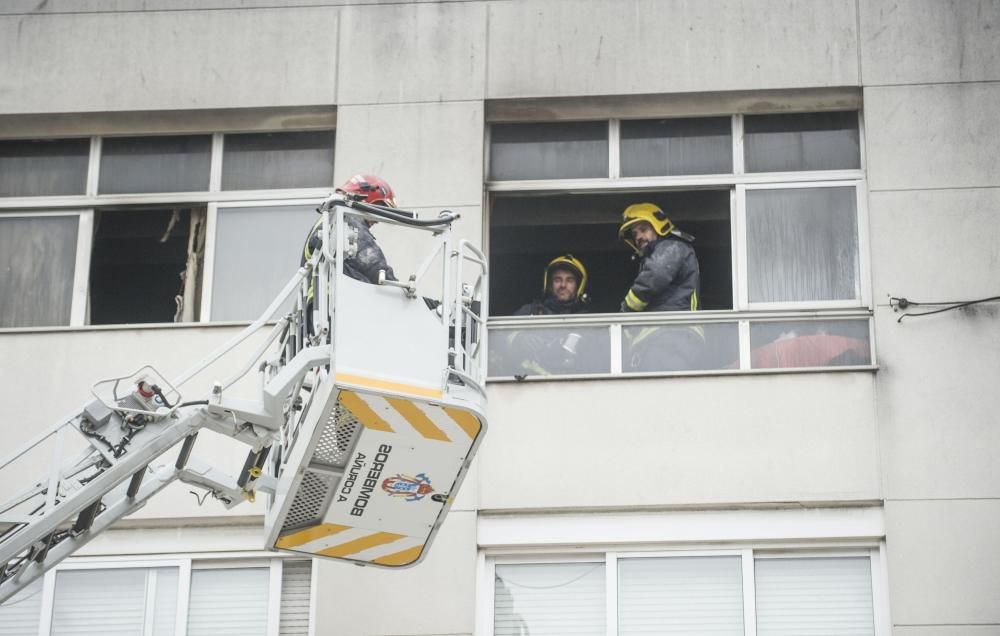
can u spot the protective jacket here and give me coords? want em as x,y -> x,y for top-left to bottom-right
622,235 -> 700,312
513,296 -> 589,316
302,215 -> 396,287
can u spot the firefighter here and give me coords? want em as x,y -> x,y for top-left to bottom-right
302,174 -> 398,284
618,203 -> 704,372
505,255 -> 597,376
301,174 -> 397,337
514,254 -> 590,316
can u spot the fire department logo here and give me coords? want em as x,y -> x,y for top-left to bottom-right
382,473 -> 434,502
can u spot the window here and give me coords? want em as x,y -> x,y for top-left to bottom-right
488,552 -> 878,636
0,129 -> 334,328
486,110 -> 871,379
0,558 -> 312,636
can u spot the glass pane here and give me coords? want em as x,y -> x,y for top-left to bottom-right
52,569 -> 148,635
212,205 -> 318,321
222,131 -> 335,191
0,138 -> 89,197
0,575 -> 43,635
746,187 -> 859,303
623,322 -> 739,373
188,568 -> 269,636
745,111 -> 860,172
619,556 -> 744,636
0,215 -> 78,328
490,121 -> 608,180
750,319 -> 871,369
487,325 -> 611,377
494,562 -> 605,636
755,557 -> 874,636
621,117 -> 732,176
99,135 -> 211,194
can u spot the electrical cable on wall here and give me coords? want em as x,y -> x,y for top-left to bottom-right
889,295 -> 1000,323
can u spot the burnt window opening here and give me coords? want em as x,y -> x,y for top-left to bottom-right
489,189 -> 732,316
88,207 -> 206,325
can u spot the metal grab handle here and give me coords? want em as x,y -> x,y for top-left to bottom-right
377,270 -> 417,298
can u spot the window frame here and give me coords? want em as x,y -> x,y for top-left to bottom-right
0,130 -> 334,331
481,546 -> 889,636
14,554 -> 314,636
484,111 -> 874,380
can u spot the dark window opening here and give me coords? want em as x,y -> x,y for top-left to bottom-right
89,207 -> 205,325
489,189 -> 732,316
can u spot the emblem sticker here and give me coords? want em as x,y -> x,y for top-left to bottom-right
382,473 -> 436,502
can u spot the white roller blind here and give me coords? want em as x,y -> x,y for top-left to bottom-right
152,567 -> 180,636
618,556 -> 744,635
755,557 -> 875,636
187,568 -> 269,636
494,562 -> 605,636
279,561 -> 312,636
0,576 -> 43,636
51,567 -> 178,636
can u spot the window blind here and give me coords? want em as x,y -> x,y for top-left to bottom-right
187,568 -> 269,636
50,567 -> 178,636
755,557 -> 875,636
618,556 -> 744,635
494,562 -> 606,636
279,561 -> 312,636
0,576 -> 43,636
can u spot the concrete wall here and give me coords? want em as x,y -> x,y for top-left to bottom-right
1,1 -> 999,635
861,1 -> 1000,633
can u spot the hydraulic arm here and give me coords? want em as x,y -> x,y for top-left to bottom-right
0,195 -> 488,604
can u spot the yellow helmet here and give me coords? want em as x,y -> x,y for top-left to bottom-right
543,254 -> 588,300
618,203 -> 674,254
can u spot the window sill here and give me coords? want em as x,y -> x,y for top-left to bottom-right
486,364 -> 879,384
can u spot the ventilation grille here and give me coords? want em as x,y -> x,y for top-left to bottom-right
311,403 -> 360,468
281,469 -> 335,533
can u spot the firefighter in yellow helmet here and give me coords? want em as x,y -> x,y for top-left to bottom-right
618,203 -> 700,313
618,203 -> 704,372
501,255 -> 598,376
514,254 -> 590,316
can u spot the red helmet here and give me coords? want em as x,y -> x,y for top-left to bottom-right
336,174 -> 397,207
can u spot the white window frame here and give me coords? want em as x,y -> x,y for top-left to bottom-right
480,546 -> 887,636
0,130 -> 334,331
15,554 -> 313,636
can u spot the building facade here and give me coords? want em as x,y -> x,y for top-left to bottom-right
0,0 -> 998,634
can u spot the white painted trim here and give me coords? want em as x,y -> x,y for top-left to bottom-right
55,558 -> 189,571
38,569 -> 56,636
732,115 -> 745,175
69,210 -> 93,327
738,319 -> 751,370
266,558 -> 282,636
605,552 -> 618,636
735,183 -> 749,310
617,548 -> 745,559
209,133 -> 224,193
201,202 -> 218,322
478,507 -> 885,549
608,119 -> 621,179
176,559 -> 192,636
0,187 -> 333,210
143,568 -> 158,636
743,178 -> 860,191
609,322 -> 623,374
873,542 -> 892,636
485,169 -> 864,193
86,136 -> 101,196
307,558 -> 319,636
741,549 -> 757,636
856,179 -> 874,309
474,549 -> 491,636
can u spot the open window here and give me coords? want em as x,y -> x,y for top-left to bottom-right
88,207 -> 206,325
489,189 -> 732,315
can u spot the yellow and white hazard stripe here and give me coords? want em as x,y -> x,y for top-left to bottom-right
275,523 -> 426,566
338,390 -> 482,444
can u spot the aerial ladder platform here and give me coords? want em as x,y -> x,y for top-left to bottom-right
0,195 -> 488,604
